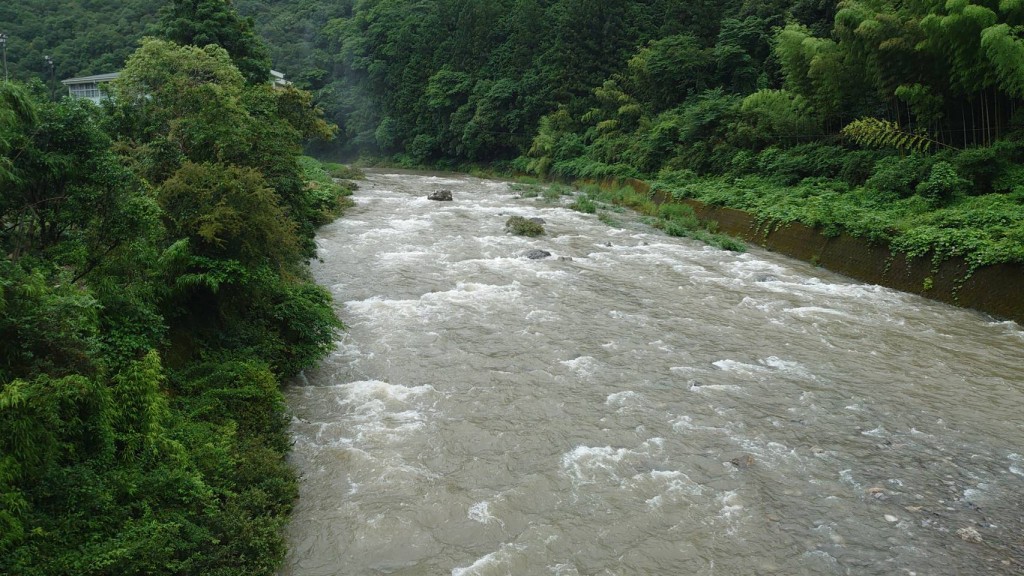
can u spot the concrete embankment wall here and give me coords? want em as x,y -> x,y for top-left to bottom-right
605,178 -> 1024,324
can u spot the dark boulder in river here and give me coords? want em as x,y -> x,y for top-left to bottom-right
428,189 -> 453,201
523,249 -> 552,260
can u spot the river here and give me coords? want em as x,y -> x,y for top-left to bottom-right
281,171 -> 1024,575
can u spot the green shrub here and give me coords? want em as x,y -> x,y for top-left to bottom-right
505,216 -> 545,236
657,202 -> 699,224
570,195 -> 597,213
916,161 -> 969,205
542,184 -> 571,203
598,212 -> 623,227
953,141 -> 1020,195
865,154 -> 932,197
322,162 -> 365,180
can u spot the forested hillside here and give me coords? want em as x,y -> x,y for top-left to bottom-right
301,0 -> 1024,272
1,2 -> 351,574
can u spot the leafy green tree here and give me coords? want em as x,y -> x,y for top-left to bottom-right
155,0 -> 273,84
627,34 -> 713,112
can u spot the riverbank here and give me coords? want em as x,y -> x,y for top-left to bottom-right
576,175 -> 1024,324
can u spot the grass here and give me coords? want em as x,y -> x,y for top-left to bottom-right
570,195 -> 597,213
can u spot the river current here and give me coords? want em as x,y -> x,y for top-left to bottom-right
281,171 -> 1024,575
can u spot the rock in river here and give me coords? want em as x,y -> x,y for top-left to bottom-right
523,249 -> 552,260
428,189 -> 453,201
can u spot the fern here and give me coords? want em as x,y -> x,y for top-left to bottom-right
841,117 -> 952,152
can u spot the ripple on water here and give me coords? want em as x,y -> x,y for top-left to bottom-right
286,172 -> 1024,576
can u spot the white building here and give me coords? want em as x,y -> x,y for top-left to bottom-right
61,72 -> 120,103
62,69 -> 291,102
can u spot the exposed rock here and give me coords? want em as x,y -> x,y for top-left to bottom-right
523,249 -> 552,260
884,514 -> 899,523
729,454 -> 755,469
558,256 -> 573,262
529,217 -> 546,224
428,189 -> 453,201
957,527 -> 983,543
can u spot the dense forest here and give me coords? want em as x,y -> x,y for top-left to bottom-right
7,0 -> 1013,271
291,0 -> 1024,273
3,0 -> 1024,572
1,1 -> 352,574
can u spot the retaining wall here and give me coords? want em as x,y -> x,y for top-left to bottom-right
605,179 -> 1024,323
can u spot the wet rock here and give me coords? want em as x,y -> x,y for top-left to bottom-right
529,217 -> 546,224
428,189 -> 453,201
558,256 -> 573,262
755,274 -> 779,282
956,527 -> 983,543
523,249 -> 552,260
729,454 -> 755,469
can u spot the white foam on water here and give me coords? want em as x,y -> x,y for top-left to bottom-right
687,380 -> 743,394
468,501 -> 498,525
839,469 -> 862,490
607,310 -> 649,325
637,470 -> 704,505
343,380 -> 435,405
605,390 -> 643,407
451,544 -> 525,576
712,359 -> 766,374
671,415 -> 732,435
548,563 -> 580,575
526,309 -> 559,323
377,249 -> 433,263
346,282 -> 522,324
785,306 -> 856,320
861,426 -> 888,438
761,356 -> 815,379
559,356 -> 599,379
337,381 -> 436,444
717,490 -> 744,519
561,445 -> 652,485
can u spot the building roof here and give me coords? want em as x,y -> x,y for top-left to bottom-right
61,69 -> 289,86
61,72 -> 121,86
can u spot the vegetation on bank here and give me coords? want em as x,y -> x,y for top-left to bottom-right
12,0 -> 1024,271
0,2 -> 349,573
316,0 -> 1024,273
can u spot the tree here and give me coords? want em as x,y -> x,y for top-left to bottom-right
155,0 -> 273,84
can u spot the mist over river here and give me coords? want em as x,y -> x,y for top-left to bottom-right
281,171 -> 1024,575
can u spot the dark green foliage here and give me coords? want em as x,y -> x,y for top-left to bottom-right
505,216 -> 545,236
1,10 -> 340,571
916,161 -> 969,205
865,155 -> 933,198
155,0 -> 273,84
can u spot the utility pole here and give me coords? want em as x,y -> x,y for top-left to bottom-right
0,33 -> 7,84
44,55 -> 54,99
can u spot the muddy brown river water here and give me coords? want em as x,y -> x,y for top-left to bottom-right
281,171 -> 1024,575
